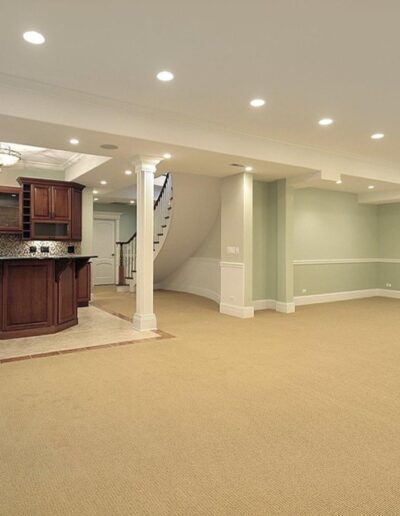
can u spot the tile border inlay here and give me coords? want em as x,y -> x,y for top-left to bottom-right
0,303 -> 174,364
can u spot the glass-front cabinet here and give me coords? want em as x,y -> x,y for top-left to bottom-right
0,187 -> 22,233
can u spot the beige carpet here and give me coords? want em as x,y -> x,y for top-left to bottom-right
1,289 -> 400,515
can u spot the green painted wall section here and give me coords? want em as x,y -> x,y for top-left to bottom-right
294,263 -> 377,296
253,181 -> 278,300
254,186 -> 400,300
294,189 -> 378,260
94,203 -> 136,241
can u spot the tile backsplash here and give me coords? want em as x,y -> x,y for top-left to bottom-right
0,235 -> 81,257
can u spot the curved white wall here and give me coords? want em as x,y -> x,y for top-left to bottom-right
154,172 -> 221,283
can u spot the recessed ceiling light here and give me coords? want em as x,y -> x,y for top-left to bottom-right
250,98 -> 266,108
94,198 -> 99,202
124,170 -> 133,175
23,31 -> 45,45
69,138 -> 79,145
368,185 -> 375,190
336,180 -> 342,184
157,71 -> 174,82
93,190 -> 99,194
319,118 -> 334,126
100,180 -> 107,185
163,153 -> 172,159
245,166 -> 253,172
130,200 -> 135,204
371,133 -> 384,140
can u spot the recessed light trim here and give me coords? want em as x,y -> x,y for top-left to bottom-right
371,133 -> 384,140
124,170 -> 133,175
163,153 -> 172,159
336,180 -> 342,184
69,138 -> 79,145
245,166 -> 253,172
157,71 -> 174,82
23,31 -> 45,45
250,98 -> 266,108
319,118 -> 334,126
100,180 -> 107,185
93,190 -> 99,194
368,185 -> 375,190
130,200 -> 135,204
94,198 -> 99,201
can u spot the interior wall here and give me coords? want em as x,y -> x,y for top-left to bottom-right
94,203 -> 136,241
81,188 -> 93,255
161,211 -> 221,303
293,189 -> 379,296
378,203 -> 400,290
253,181 -> 277,300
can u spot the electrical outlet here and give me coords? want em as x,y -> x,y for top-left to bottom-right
386,283 -> 392,288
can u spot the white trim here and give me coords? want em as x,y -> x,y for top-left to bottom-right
295,289 -> 378,305
294,258 -> 400,265
253,299 -> 276,311
163,284 -> 220,304
93,211 -> 121,284
376,288 -> 400,299
276,302 -> 296,313
219,303 -> 254,318
220,261 -> 244,269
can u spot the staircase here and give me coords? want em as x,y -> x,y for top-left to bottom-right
116,173 -> 173,290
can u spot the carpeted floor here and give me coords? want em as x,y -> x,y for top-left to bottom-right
1,289 -> 400,515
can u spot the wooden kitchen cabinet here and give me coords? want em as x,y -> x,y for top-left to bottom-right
0,186 -> 22,233
77,262 -> 91,307
18,177 -> 84,241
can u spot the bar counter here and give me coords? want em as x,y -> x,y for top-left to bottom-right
0,255 -> 95,339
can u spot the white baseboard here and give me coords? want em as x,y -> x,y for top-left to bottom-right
253,299 -> 276,311
276,301 -> 296,313
163,283 -> 220,304
219,303 -> 254,318
294,288 -> 400,306
376,288 -> 400,299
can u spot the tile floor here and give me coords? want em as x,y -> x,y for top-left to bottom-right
0,305 -> 161,362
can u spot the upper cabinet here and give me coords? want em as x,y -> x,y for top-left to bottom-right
0,187 -> 22,234
18,177 -> 85,241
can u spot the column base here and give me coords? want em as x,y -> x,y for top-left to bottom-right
133,312 -> 157,331
219,303 -> 254,319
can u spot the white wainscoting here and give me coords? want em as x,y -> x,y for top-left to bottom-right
160,257 -> 221,304
295,288 -> 400,306
220,261 -> 254,318
294,258 -> 400,265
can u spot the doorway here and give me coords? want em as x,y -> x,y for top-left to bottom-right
92,217 -> 117,285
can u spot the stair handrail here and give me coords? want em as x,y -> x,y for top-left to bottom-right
116,173 -> 171,285
116,173 -> 170,246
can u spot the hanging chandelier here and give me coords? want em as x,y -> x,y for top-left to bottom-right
0,144 -> 22,168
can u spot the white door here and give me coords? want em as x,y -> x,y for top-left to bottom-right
93,219 -> 116,285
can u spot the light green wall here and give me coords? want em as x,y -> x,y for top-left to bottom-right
294,189 -> 378,259
293,189 -> 379,296
253,181 -> 278,300
94,203 -> 136,241
377,203 -> 400,289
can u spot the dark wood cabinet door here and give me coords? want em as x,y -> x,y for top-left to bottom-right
31,185 -> 52,219
2,260 -> 53,331
71,188 -> 82,240
77,263 -> 91,307
52,186 -> 71,221
57,261 -> 77,325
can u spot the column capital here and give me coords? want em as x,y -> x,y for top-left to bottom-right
132,155 -> 162,174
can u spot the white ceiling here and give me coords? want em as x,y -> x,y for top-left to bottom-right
1,0 -> 400,167
1,141 -> 81,170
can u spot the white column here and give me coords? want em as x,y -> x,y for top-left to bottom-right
132,156 -> 161,331
220,172 -> 254,318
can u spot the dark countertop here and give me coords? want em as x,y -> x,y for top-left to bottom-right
0,255 -> 97,260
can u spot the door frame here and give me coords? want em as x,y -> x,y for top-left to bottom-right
93,211 -> 122,285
